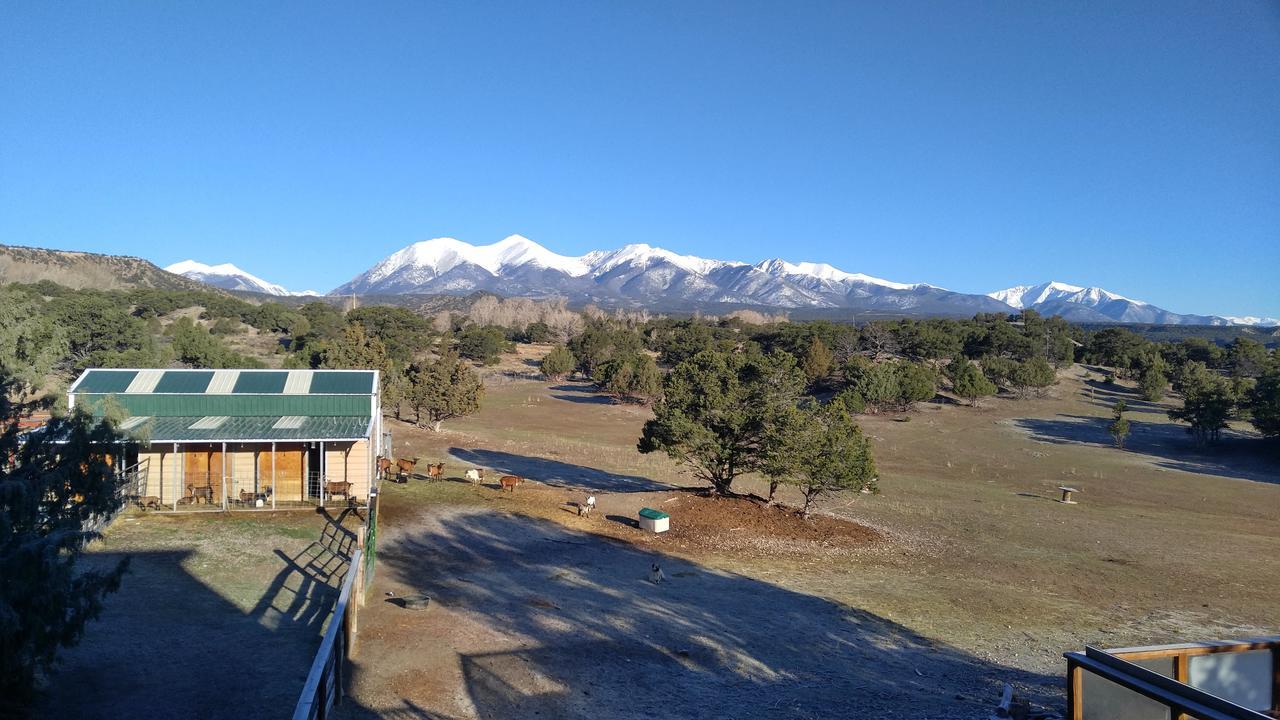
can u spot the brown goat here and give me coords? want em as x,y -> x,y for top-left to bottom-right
499,475 -> 523,492
396,457 -> 419,479
377,457 -> 393,478
187,485 -> 213,504
134,495 -> 163,510
325,480 -> 353,500
427,463 -> 445,482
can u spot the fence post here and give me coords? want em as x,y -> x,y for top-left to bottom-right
1067,658 -> 1083,720
356,525 -> 367,606
222,441 -> 228,511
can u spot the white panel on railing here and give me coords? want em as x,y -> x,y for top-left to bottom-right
1189,650 -> 1272,711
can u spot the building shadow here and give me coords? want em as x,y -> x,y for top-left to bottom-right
337,510 -> 1060,719
1013,414 -> 1279,484
34,515 -> 356,720
448,447 -> 669,493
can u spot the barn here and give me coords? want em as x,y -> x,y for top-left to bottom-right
67,367 -> 384,510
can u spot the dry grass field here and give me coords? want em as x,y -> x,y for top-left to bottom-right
336,345 -> 1279,719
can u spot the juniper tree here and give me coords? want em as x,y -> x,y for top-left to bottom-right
950,358 -> 997,407
1108,400 -> 1130,448
1168,365 -> 1236,445
638,350 -> 804,496
406,350 -> 484,431
539,344 -> 576,381
781,397 -> 878,518
0,373 -> 130,703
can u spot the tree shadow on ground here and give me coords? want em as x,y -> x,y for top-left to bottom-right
34,512 -> 355,720
338,510 -> 1058,720
448,447 -> 670,493
1013,414 -> 1280,484
547,383 -> 613,405
1079,380 -> 1170,413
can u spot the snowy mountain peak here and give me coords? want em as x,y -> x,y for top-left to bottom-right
584,243 -> 737,276
1222,316 -> 1280,327
376,235 -> 591,280
756,259 -> 925,290
165,259 -> 314,296
989,281 -> 1137,310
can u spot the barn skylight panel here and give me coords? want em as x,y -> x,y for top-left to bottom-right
283,370 -> 313,394
205,369 -> 240,394
124,369 -> 164,394
119,416 -> 151,430
188,416 -> 230,430
272,416 -> 306,430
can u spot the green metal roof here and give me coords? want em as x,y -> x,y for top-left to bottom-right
76,393 -> 371,418
308,372 -> 375,394
70,368 -> 377,397
231,371 -> 288,394
153,370 -> 215,393
74,370 -> 138,394
123,415 -> 372,443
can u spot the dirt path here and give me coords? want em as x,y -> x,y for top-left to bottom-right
338,505 -> 1056,720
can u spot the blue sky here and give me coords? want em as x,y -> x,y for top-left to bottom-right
2,1 -> 1278,316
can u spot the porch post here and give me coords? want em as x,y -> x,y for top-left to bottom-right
319,440 -> 326,506
271,441 -> 277,510
221,442 -> 228,511
173,442 -> 180,511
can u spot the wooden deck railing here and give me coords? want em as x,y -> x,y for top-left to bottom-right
1065,636 -> 1280,720
293,488 -> 379,720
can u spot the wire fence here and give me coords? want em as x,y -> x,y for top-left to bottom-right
124,466 -> 372,513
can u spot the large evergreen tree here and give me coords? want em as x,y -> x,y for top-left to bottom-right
779,397 -> 878,518
1167,364 -> 1236,445
0,374 -> 130,703
1247,368 -> 1280,438
638,350 -> 803,495
406,350 -> 484,431
539,345 -> 576,381
950,358 -> 997,407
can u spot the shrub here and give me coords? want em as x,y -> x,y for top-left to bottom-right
540,345 -> 576,380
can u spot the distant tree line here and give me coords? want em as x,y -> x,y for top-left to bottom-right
3,280 -> 1277,446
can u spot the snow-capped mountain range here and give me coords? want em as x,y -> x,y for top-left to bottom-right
167,236 -> 1275,326
165,260 -> 319,297
329,235 -> 1009,317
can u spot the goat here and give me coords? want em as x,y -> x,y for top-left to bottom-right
499,475 -> 522,492
377,457 -> 393,479
396,457 -> 419,481
187,485 -> 213,504
464,468 -> 484,484
238,489 -> 257,504
648,563 -> 666,584
578,495 -> 596,517
427,463 -> 445,482
133,495 -> 163,510
324,480 -> 353,500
